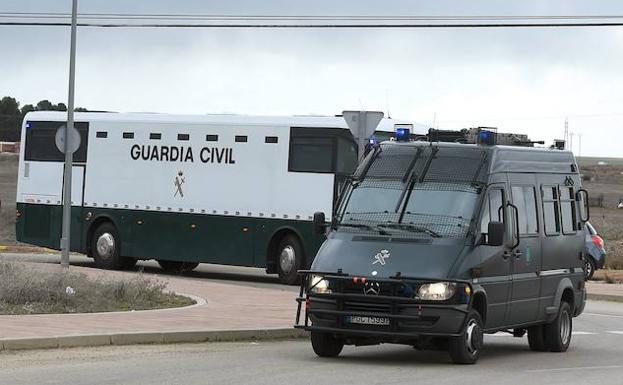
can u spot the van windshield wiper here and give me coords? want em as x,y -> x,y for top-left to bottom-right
338,223 -> 391,236
378,223 -> 441,238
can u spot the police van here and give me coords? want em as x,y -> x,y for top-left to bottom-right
15,111 -> 424,284
295,128 -> 590,364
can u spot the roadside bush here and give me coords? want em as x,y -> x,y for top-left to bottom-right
0,261 -> 194,314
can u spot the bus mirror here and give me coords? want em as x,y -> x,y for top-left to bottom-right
487,221 -> 505,246
313,212 -> 327,235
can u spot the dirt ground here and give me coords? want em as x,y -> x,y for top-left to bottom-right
0,154 -> 17,245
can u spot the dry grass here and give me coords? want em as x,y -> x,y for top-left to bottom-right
0,261 -> 195,315
589,208 -> 623,270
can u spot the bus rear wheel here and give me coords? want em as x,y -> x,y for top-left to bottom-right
157,260 -> 199,274
91,222 -> 136,270
277,235 -> 304,285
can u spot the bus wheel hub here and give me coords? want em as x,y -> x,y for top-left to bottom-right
96,233 -> 115,259
279,245 -> 296,273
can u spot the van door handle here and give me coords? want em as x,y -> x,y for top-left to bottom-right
502,251 -> 512,259
513,250 -> 523,259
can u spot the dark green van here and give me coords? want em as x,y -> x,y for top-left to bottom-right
295,138 -> 589,364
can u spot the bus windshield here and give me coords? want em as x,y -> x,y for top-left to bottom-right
338,144 -> 486,238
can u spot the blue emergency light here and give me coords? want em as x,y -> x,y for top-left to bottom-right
395,127 -> 410,142
368,136 -> 378,145
477,129 -> 497,146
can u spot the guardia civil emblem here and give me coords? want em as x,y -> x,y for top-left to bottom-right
372,249 -> 390,266
174,171 -> 185,198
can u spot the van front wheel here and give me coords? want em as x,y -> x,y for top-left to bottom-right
449,310 -> 483,364
310,331 -> 344,358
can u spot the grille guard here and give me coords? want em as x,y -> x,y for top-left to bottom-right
294,270 -> 473,337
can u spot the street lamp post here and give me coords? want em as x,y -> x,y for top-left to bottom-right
60,0 -> 78,268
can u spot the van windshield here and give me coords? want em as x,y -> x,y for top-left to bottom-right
337,144 -> 486,238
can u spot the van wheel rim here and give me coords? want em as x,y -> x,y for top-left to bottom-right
560,309 -> 571,345
279,245 -> 295,274
465,319 -> 482,354
96,233 -> 115,259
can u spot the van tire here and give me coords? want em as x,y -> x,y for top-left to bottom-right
91,222 -> 136,270
449,310 -> 483,364
527,325 -> 547,351
277,235 -> 304,285
157,260 -> 199,274
544,301 -> 572,352
310,332 -> 344,358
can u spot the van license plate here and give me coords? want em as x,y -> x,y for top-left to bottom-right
346,316 -> 390,326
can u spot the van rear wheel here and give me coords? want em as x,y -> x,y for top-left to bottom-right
310,331 -> 344,358
449,310 -> 483,364
544,301 -> 572,352
527,325 -> 547,351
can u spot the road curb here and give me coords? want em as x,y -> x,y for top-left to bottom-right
0,328 -> 308,352
587,293 -> 623,303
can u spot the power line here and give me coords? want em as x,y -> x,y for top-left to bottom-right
2,21 -> 623,28
2,12 -> 623,20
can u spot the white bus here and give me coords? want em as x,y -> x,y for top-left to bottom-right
15,111 -> 426,283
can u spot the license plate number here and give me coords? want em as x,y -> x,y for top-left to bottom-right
346,315 -> 390,326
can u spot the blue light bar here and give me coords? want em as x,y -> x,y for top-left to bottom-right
396,127 -> 410,142
478,129 -> 496,145
368,135 -> 377,145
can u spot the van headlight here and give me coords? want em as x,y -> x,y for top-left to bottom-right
417,282 -> 456,301
309,274 -> 332,294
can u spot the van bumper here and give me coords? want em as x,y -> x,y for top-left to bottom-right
298,299 -> 469,339
294,272 -> 472,341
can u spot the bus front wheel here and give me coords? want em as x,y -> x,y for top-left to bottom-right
277,234 -> 304,285
91,222 -> 136,270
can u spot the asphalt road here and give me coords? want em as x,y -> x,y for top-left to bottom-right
0,300 -> 622,385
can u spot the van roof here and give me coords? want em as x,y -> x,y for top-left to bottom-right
383,140 -> 578,175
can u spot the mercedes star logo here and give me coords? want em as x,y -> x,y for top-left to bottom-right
363,281 -> 381,296
372,249 -> 390,266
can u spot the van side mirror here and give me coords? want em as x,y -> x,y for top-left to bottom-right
313,212 -> 327,235
487,221 -> 505,246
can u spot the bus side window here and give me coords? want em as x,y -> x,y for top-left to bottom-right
24,121 -> 88,163
335,137 -> 357,175
542,185 -> 561,235
288,136 -> 334,173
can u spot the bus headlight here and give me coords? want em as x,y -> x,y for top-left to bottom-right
417,282 -> 456,301
309,274 -> 332,294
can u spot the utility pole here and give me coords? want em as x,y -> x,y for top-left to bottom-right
564,117 -> 569,149
61,0 -> 78,268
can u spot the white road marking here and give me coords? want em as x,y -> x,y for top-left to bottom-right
487,331 -> 597,337
607,331 -> 623,335
583,312 -> 623,319
525,365 -> 623,373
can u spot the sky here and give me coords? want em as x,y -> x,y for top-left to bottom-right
1,0 -> 623,157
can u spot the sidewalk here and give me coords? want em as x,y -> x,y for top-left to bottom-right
0,260 -> 621,351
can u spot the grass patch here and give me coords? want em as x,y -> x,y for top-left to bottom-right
0,262 -> 195,315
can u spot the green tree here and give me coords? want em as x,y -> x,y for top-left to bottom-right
0,96 -> 20,116
20,104 -> 35,116
36,99 -> 54,111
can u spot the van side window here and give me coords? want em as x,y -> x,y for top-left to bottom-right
480,188 -> 505,233
560,186 -> 577,234
542,186 -> 561,235
511,186 -> 538,234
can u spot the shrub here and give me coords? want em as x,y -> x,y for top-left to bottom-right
0,261 -> 194,314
